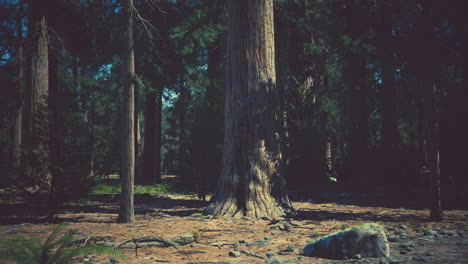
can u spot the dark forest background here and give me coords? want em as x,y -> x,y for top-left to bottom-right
0,0 -> 467,212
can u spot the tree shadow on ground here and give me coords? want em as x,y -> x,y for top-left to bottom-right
0,193 -> 208,224
287,189 -> 433,210
294,208 -> 427,223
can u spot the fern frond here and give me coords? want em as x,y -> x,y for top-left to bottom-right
0,224 -> 129,264
18,237 -> 42,261
0,238 -> 37,264
48,234 -> 76,264
43,224 -> 67,250
72,244 -> 129,264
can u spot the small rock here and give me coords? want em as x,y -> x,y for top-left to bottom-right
239,249 -> 265,259
269,219 -> 281,225
271,231 -> 279,236
423,230 -> 437,236
413,256 -> 431,262
247,240 -> 270,247
190,243 -> 198,247
109,258 -> 119,263
266,252 -> 277,258
399,241 -> 415,248
387,235 -> 400,242
447,232 -> 454,236
280,223 -> 292,232
353,254 -> 362,259
400,250 -> 408,255
285,245 -> 297,252
389,259 -> 403,264
229,250 -> 241,258
379,259 -> 390,264
387,227 -> 396,232
399,224 -> 408,230
172,233 -> 196,245
395,230 -> 407,237
266,256 -> 281,264
435,228 -> 445,234
239,239 -> 247,244
264,236 -> 272,241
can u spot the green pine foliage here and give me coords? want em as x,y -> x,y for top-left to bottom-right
0,224 -> 129,264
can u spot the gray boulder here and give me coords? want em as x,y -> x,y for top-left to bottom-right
303,223 -> 390,259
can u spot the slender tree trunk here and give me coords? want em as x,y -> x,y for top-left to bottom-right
205,0 -> 294,219
48,41 -> 61,219
12,5 -> 24,170
89,92 -> 95,176
346,54 -> 368,184
142,90 -> 156,183
276,11 -> 291,171
154,86 -> 162,183
416,83 -> 426,165
420,0 -> 442,221
134,87 -> 140,163
119,0 -> 135,223
344,1 -> 369,184
12,106 -> 22,169
425,80 -> 442,221
380,0 -> 398,186
178,75 -> 186,174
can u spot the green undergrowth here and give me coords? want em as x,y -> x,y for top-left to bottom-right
91,183 -> 176,195
0,224 -> 129,264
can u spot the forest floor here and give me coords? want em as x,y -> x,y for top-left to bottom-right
0,176 -> 467,264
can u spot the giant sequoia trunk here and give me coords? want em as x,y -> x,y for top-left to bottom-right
119,0 -> 135,223
205,0 -> 294,219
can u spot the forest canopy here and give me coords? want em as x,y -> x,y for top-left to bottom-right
0,0 -> 467,222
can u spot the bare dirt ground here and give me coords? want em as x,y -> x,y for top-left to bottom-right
0,177 -> 467,264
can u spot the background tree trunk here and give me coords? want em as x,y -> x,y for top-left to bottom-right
154,86 -> 162,183
12,4 -> 24,170
134,85 -> 140,174
177,75 -> 187,175
380,0 -> 398,186
344,1 -> 369,184
26,8 -> 50,189
119,0 -> 135,223
205,0 -> 294,219
48,38 -> 62,219
141,78 -> 162,184
142,90 -> 156,183
421,0 -> 442,221
276,10 -> 291,172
